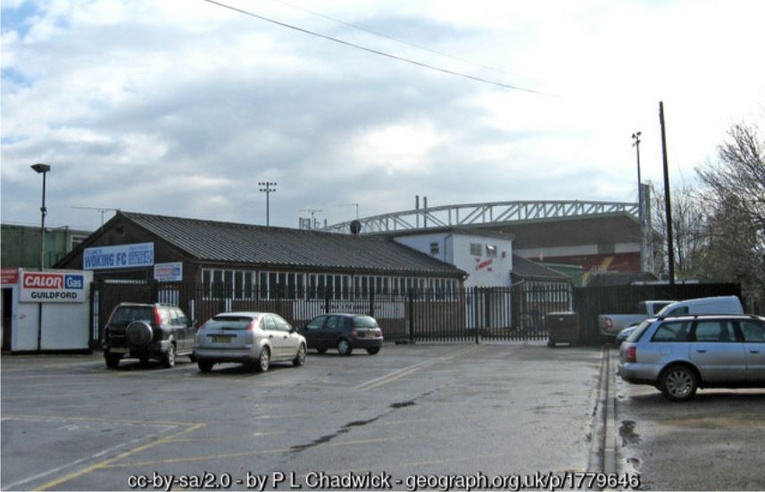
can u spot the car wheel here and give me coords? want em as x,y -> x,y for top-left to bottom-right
337,339 -> 352,356
316,348 -> 327,354
256,347 -> 271,372
197,361 -> 214,373
162,344 -> 176,368
105,353 -> 121,369
366,347 -> 380,355
189,352 -> 197,363
293,344 -> 307,366
660,365 -> 698,402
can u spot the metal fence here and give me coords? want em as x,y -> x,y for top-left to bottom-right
90,280 -> 743,348
90,281 -> 573,347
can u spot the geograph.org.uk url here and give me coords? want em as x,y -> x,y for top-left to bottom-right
403,471 -> 641,491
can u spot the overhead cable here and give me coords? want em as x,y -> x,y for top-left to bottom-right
202,0 -> 546,94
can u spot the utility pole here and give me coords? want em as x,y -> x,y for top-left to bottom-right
632,131 -> 646,272
659,102 -> 675,285
258,182 -> 277,226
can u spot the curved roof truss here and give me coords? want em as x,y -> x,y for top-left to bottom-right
324,200 -> 639,234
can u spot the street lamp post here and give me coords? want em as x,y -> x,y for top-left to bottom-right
258,181 -> 277,226
31,163 -> 51,270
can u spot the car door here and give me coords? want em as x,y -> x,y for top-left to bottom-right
262,315 -> 287,359
273,314 -> 298,360
689,320 -> 747,383
302,315 -> 328,349
323,315 -> 343,347
738,318 -> 765,382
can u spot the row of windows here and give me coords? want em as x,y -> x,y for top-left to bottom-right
201,269 -> 459,300
651,319 -> 765,343
470,243 -> 498,258
427,242 -> 498,258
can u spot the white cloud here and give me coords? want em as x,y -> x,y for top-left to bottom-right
2,0 -> 763,231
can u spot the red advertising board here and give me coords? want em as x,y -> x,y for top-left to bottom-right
1,268 -> 20,285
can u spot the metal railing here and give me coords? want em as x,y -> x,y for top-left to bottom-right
91,281 -> 574,346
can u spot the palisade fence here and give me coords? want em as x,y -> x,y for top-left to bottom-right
90,280 -> 573,348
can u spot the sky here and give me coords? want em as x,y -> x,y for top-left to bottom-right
2,0 -> 764,233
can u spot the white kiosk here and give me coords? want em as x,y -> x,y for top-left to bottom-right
1,268 -> 93,352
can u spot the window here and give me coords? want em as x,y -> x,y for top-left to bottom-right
325,316 -> 340,330
486,244 -> 497,258
694,320 -> 736,342
203,269 -> 256,300
306,316 -> 327,330
740,320 -> 765,342
273,315 -> 292,332
651,321 -> 691,342
309,273 -> 349,300
430,242 -> 440,256
70,234 -> 89,251
260,271 -> 303,300
470,243 -> 482,256
262,316 -> 277,331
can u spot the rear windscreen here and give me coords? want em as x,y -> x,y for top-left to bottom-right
353,316 -> 378,328
206,316 -> 256,330
111,307 -> 153,325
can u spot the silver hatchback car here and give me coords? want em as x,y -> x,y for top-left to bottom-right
617,314 -> 765,401
194,312 -> 307,373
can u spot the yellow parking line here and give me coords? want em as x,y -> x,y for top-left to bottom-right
36,422 -> 205,491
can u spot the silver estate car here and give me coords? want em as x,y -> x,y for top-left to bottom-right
194,312 -> 307,373
617,314 -> 765,401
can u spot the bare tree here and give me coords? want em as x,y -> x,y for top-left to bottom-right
649,181 -> 708,280
696,118 -> 765,307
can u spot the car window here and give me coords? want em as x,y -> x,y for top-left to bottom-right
174,309 -> 189,326
325,316 -> 340,331
651,321 -> 691,342
273,315 -> 292,332
353,316 -> 378,328
262,316 -> 277,331
168,309 -> 180,326
694,320 -> 736,342
739,320 -> 765,342
306,316 -> 327,330
627,320 -> 652,343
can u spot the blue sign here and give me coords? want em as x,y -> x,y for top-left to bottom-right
64,275 -> 84,289
83,243 -> 154,270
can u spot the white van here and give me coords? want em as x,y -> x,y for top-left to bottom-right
656,295 -> 744,317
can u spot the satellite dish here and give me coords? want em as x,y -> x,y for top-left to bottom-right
350,220 -> 362,235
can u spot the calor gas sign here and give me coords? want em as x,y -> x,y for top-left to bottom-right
21,272 -> 88,303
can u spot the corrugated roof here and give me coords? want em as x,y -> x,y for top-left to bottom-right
120,212 -> 464,277
511,255 -> 570,281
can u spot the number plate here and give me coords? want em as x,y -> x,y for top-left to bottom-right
110,347 -> 129,354
211,335 -> 233,343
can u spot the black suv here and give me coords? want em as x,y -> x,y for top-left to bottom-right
299,313 -> 383,355
102,303 -> 197,369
